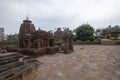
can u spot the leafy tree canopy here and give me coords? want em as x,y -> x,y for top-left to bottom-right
74,24 -> 94,41
6,33 -> 18,42
102,25 -> 120,35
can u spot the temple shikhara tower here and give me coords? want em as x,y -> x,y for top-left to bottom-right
19,17 -> 54,48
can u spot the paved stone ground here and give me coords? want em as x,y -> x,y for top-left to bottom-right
37,45 -> 120,80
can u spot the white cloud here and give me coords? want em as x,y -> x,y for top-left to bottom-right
53,0 -> 120,21
0,0 -> 120,34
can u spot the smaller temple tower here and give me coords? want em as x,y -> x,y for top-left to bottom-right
19,17 -> 36,48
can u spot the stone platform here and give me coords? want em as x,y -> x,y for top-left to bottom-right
37,45 -> 120,80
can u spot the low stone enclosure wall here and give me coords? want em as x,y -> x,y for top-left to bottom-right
101,39 -> 120,45
73,41 -> 101,45
73,40 -> 120,45
0,52 -> 42,80
7,46 -> 60,58
5,40 -> 120,58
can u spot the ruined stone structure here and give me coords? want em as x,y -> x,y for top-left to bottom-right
54,28 -> 63,42
0,52 -> 42,80
54,28 -> 74,53
32,28 -> 54,48
19,17 -> 54,48
62,30 -> 74,53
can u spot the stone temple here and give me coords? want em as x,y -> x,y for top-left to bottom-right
19,17 -> 54,48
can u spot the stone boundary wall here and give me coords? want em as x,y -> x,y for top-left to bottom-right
73,41 -> 101,45
73,40 -> 120,45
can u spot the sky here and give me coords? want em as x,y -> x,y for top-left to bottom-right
0,0 -> 120,34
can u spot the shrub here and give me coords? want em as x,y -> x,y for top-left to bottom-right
93,36 -> 101,41
110,36 -> 118,40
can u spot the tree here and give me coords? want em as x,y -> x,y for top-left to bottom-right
63,27 -> 70,34
0,33 -> 19,48
102,25 -> 120,35
74,24 -> 94,41
6,33 -> 19,42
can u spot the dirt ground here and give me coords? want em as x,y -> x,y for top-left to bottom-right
37,45 -> 120,80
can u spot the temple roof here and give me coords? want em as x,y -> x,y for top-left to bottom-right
23,16 -> 32,23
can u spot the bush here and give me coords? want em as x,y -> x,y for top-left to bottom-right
93,36 -> 101,41
87,36 -> 94,41
110,36 -> 118,40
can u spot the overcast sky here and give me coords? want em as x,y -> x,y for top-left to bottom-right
0,0 -> 120,34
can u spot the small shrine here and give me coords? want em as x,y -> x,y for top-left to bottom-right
19,17 -> 54,49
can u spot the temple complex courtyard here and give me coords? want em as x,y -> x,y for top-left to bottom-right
37,45 -> 120,80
